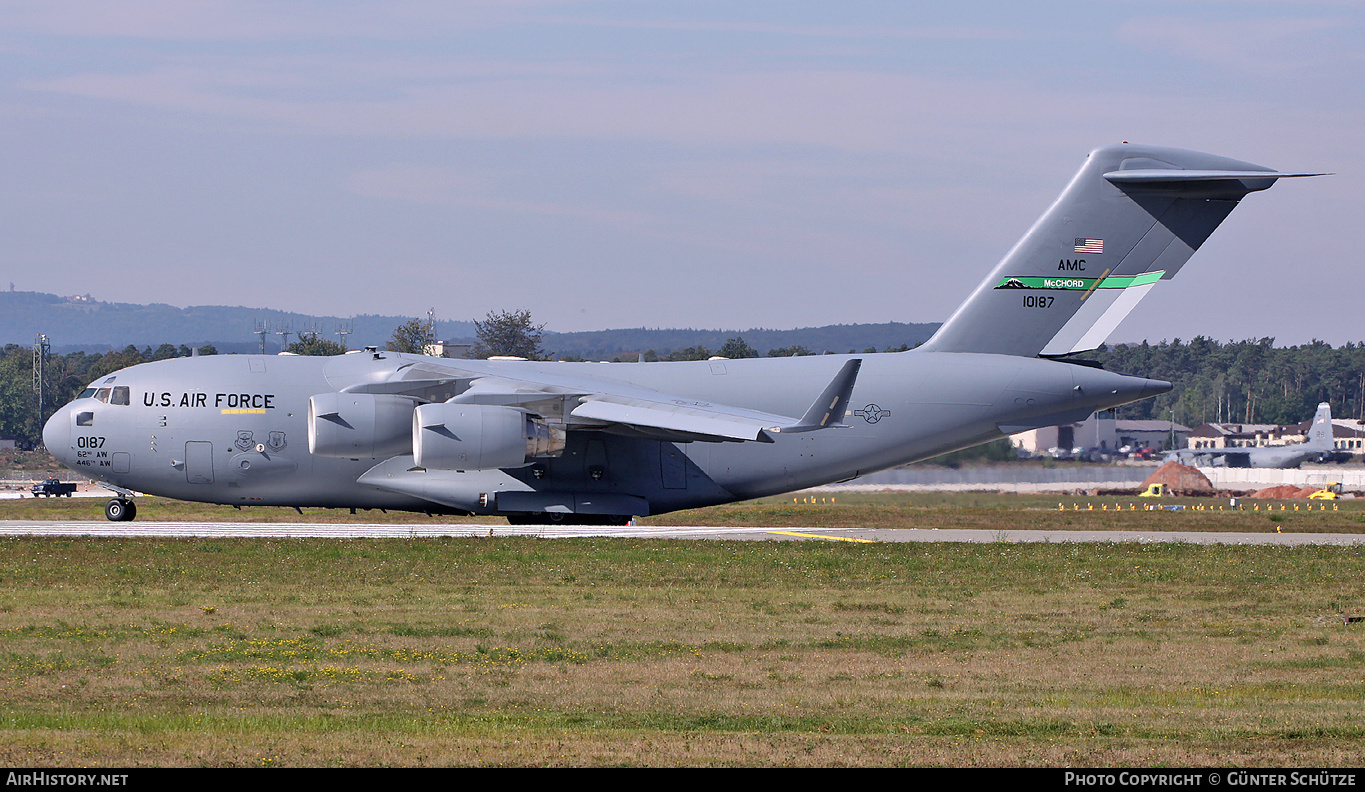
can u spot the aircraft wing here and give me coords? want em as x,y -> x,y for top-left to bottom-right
1169,448 -> 1255,468
571,358 -> 862,442
1175,448 -> 1247,461
360,357 -> 863,444
568,393 -> 796,442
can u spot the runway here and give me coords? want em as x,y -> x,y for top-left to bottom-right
1,520 -> 1363,545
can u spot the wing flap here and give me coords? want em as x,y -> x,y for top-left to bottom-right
571,396 -> 782,442
570,358 -> 864,442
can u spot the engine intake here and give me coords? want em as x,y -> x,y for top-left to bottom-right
308,393 -> 415,459
413,403 -> 565,470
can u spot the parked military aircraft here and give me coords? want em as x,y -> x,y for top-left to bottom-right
1166,402 -> 1336,468
42,144 -> 1319,522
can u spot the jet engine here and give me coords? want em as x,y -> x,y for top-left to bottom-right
413,403 -> 565,470
308,392 -> 416,459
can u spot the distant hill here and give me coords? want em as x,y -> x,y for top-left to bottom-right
0,291 -> 476,351
545,324 -> 938,359
0,290 -> 939,357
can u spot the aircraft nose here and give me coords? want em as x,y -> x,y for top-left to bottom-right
42,405 -> 71,460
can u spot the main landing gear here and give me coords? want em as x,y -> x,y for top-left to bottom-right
505,513 -> 633,526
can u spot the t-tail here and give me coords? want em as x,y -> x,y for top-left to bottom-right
919,144 -> 1323,358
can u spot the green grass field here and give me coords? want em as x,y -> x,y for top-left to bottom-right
2,493 -> 1365,766
5,488 -> 1365,533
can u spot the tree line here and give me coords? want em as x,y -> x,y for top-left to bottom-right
1,343 -> 219,446
1079,337 -> 1365,427
1,312 -> 548,445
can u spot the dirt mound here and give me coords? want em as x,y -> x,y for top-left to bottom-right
1139,461 -> 1215,496
1250,485 -> 1306,499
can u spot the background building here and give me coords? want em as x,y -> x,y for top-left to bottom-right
1187,415 -> 1365,455
1011,410 -> 1190,456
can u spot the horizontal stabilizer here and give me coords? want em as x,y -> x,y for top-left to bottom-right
1104,169 -> 1327,185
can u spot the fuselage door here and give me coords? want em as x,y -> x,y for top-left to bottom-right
185,441 -> 214,484
660,443 -> 687,490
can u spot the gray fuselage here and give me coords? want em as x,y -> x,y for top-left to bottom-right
43,349 -> 1166,518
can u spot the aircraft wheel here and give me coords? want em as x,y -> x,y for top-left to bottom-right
105,499 -> 136,522
585,515 -> 633,526
505,513 -> 571,525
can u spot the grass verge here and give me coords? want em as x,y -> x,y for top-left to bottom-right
2,526 -> 1364,766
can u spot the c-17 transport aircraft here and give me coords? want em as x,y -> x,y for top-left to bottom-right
43,144 -> 1319,522
1165,402 -> 1336,469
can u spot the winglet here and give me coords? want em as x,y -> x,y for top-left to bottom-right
776,359 -> 862,433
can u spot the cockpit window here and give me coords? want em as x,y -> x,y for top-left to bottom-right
91,386 -> 131,405
78,388 -> 96,399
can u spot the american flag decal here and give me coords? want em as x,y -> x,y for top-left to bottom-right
1074,238 -> 1103,254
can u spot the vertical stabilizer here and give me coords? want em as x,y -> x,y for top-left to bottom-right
1306,402 -> 1333,451
919,145 -> 1318,357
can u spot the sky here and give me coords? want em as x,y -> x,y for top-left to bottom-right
1,1 -> 1361,347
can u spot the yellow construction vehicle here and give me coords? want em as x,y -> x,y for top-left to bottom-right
1138,483 -> 1167,498
1309,483 -> 1343,500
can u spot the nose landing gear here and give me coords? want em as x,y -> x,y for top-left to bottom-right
104,498 -> 137,522
98,482 -> 139,522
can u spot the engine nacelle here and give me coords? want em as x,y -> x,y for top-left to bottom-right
413,403 -> 565,470
308,392 -> 416,459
